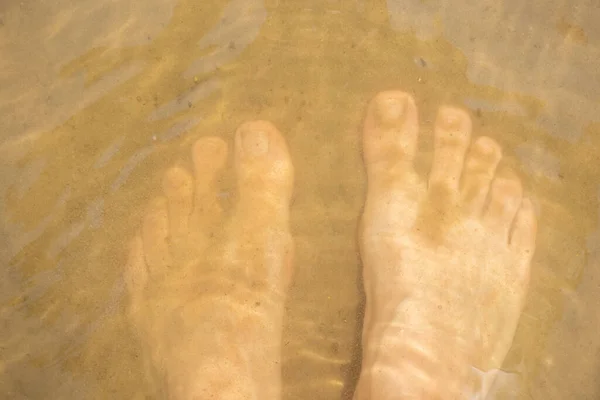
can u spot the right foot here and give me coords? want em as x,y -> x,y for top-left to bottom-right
355,92 -> 537,399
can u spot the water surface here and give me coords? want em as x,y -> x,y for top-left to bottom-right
1,0 -> 599,398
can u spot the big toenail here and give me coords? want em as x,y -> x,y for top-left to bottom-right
375,95 -> 406,126
242,129 -> 269,156
439,108 -> 464,130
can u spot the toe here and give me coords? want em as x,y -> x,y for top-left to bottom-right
460,136 -> 502,215
429,107 -> 472,198
482,173 -> 523,239
124,235 -> 147,317
142,197 -> 173,273
362,91 -> 419,180
510,197 -> 537,260
191,137 -> 228,224
162,166 -> 194,239
234,120 -> 294,220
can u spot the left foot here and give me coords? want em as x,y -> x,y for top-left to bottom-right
125,121 -> 294,399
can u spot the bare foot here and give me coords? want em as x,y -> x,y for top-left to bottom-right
125,121 -> 294,399
354,92 -> 537,399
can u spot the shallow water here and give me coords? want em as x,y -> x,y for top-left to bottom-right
1,0 -> 599,398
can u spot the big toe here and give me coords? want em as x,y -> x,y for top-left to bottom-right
362,91 -> 419,181
234,120 -> 294,220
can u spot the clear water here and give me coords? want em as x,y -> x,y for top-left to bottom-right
1,0 -> 599,398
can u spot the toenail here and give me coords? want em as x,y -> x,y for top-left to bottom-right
439,108 -> 465,130
375,95 -> 407,126
241,128 -> 269,156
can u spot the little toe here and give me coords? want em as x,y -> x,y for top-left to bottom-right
362,91 -> 419,181
162,166 -> 194,239
191,137 -> 228,224
429,107 -> 472,198
460,136 -> 502,216
482,173 -> 523,239
142,197 -> 173,274
510,197 -> 537,261
234,120 -> 294,220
